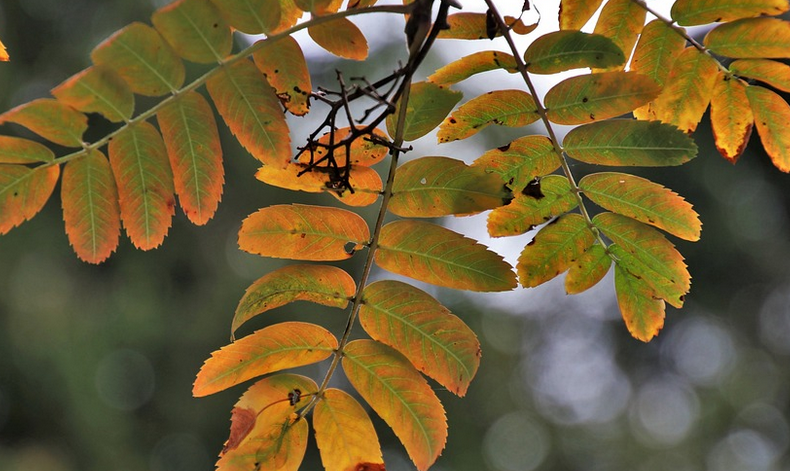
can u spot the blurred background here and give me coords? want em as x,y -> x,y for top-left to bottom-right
1,1 -> 790,470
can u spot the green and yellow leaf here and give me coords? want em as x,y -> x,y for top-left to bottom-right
152,0 -> 232,64
0,136 -> 54,164
487,175 -> 578,237
565,243 -> 611,295
437,90 -> 539,143
387,81 -> 462,142
308,18 -> 368,61
294,0 -> 334,14
671,0 -> 789,26
91,22 -> 185,96
428,50 -> 518,86
710,73 -> 754,163
61,150 -> 121,264
0,164 -> 60,235
559,0 -> 604,30
704,17 -> 790,58
579,172 -> 702,241
253,36 -> 311,116
746,85 -> 790,172
238,204 -> 370,261
360,280 -> 481,396
0,98 -> 87,147
208,0 -> 282,35
437,13 -> 534,40
232,264 -> 355,334
614,263 -> 665,342
631,20 -> 686,88
593,0 -> 646,68
730,59 -> 790,92
523,31 -> 625,75
193,321 -> 337,397
472,135 -> 559,192
342,340 -> 446,471
51,66 -> 134,123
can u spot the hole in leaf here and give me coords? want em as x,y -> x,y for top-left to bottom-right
344,241 -> 358,255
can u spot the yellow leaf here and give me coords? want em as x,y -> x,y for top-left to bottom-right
308,17 -> 368,61
428,50 -> 518,86
565,243 -> 611,295
731,59 -> 790,92
0,38 -> 9,61
746,85 -> 790,172
437,90 -> 539,143
472,135 -> 560,192
253,36 -> 312,116
592,0 -> 646,69
615,264 -> 665,342
710,73 -> 754,163
487,175 -> 578,237
672,0 -> 789,26
705,17 -> 790,58
254,163 -> 382,207
559,0 -> 604,30
631,20 -> 686,88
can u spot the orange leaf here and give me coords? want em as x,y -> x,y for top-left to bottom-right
592,0 -> 646,68
51,66 -> 134,123
207,59 -> 291,168
61,150 -> 121,264
296,127 -> 390,167
0,38 -> 8,61
152,0 -> 232,64
157,90 -> 224,225
710,73 -> 754,163
342,340 -> 447,471
437,90 -> 539,143
472,135 -> 559,192
193,321 -> 337,397
108,120 -> 175,250
232,264 -> 355,335
614,264 -> 665,342
255,163 -> 382,207
0,164 -> 59,235
428,50 -> 517,86
705,17 -> 790,58
308,18 -> 368,61
559,0 -> 604,30
360,280 -> 481,396
746,85 -> 790,172
0,98 -> 87,147
731,59 -> 790,93
565,243 -> 611,295
671,0 -> 789,26
0,136 -> 54,164
253,36 -> 312,116
91,22 -> 185,96
238,204 -> 370,261
313,389 -> 385,471
487,175 -> 578,237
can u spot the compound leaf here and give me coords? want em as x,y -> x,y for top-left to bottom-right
565,243 -> 611,295
710,73 -> 754,163
51,66 -> 134,123
437,90 -> 539,143
308,18 -> 368,61
746,85 -> 790,172
523,31 -> 625,75
0,164 -> 59,235
342,340 -> 446,471
0,136 -> 54,164
360,280 -> 481,396
559,0 -> 604,30
705,17 -> 790,58
428,50 -> 517,86
487,175 -> 578,237
0,98 -> 87,147
614,264 -> 666,342
730,59 -> 790,92
376,220 -> 517,292
253,36 -> 311,116
472,135 -> 559,192
193,321 -> 337,397
387,81 -> 462,142
671,0 -> 789,26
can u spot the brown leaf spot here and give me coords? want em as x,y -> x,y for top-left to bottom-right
222,407 -> 256,454
498,142 -> 511,152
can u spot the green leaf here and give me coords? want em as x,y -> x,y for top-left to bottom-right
51,66 -> 134,123
207,59 -> 291,168
108,120 -> 175,250
437,90 -> 539,143
579,172 -> 702,241
232,264 -> 355,335
0,164 -> 60,235
746,85 -> 790,172
193,321 -> 337,397
428,50 -> 518,86
91,22 -> 185,96
631,20 -> 686,88
487,175 -> 578,237
559,0 -> 605,30
342,340 -> 446,471
390,156 -> 511,217
545,71 -> 660,125
563,119 -> 698,167
730,59 -> 790,93
238,204 -> 371,261
253,36 -> 312,116
614,264 -> 666,342
386,81 -> 462,142
523,31 -> 624,75
360,280 -> 481,396
208,0 -> 282,34
705,17 -> 790,58
517,213 -> 595,288
376,220 -> 517,292
152,0 -> 232,64
0,136 -> 54,164
710,73 -> 754,163
672,0 -> 789,27
308,17 -> 368,61
0,98 -> 87,147
472,135 -> 560,192
592,0 -> 646,68
157,90 -> 224,225
565,243 -> 611,295
61,150 -> 121,264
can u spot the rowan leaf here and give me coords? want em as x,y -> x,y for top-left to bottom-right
91,22 -> 185,96
157,91 -> 223,225
672,0 -> 790,27
437,90 -> 539,143
207,59 -> 291,168
193,321 -> 337,397
592,0 -> 646,68
232,264 -> 355,335
523,31 -> 625,75
294,0 -> 334,14
517,213 -> 595,288
594,212 -> 690,308
631,20 -> 686,88
472,135 -> 560,192
614,263 -> 665,342
0,164 -> 60,235
216,374 -> 316,471
208,0 -> 282,34
705,17 -> 790,58
545,71 -> 661,125
253,36 -> 311,116
437,13 -> 536,40
376,219 -> 517,292
390,156 -> 512,218
565,243 -> 611,295
238,204 -> 370,261
313,388 -> 385,471
746,85 -> 790,172
152,0 -> 232,64
427,51 -> 518,86
563,119 -> 698,167
342,340 -> 447,471
51,66 -> 134,123
579,172 -> 702,241
0,98 -> 87,147
0,38 -> 8,61
710,73 -> 754,163
559,0 -> 604,30
487,175 -> 578,237
386,81 -> 462,142
108,121 -> 175,250
255,163 -> 382,207
360,280 -> 481,396
296,127 -> 390,167
308,18 -> 368,61
730,59 -> 790,92
641,47 -> 718,133
0,136 -> 54,164
61,150 -> 121,264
